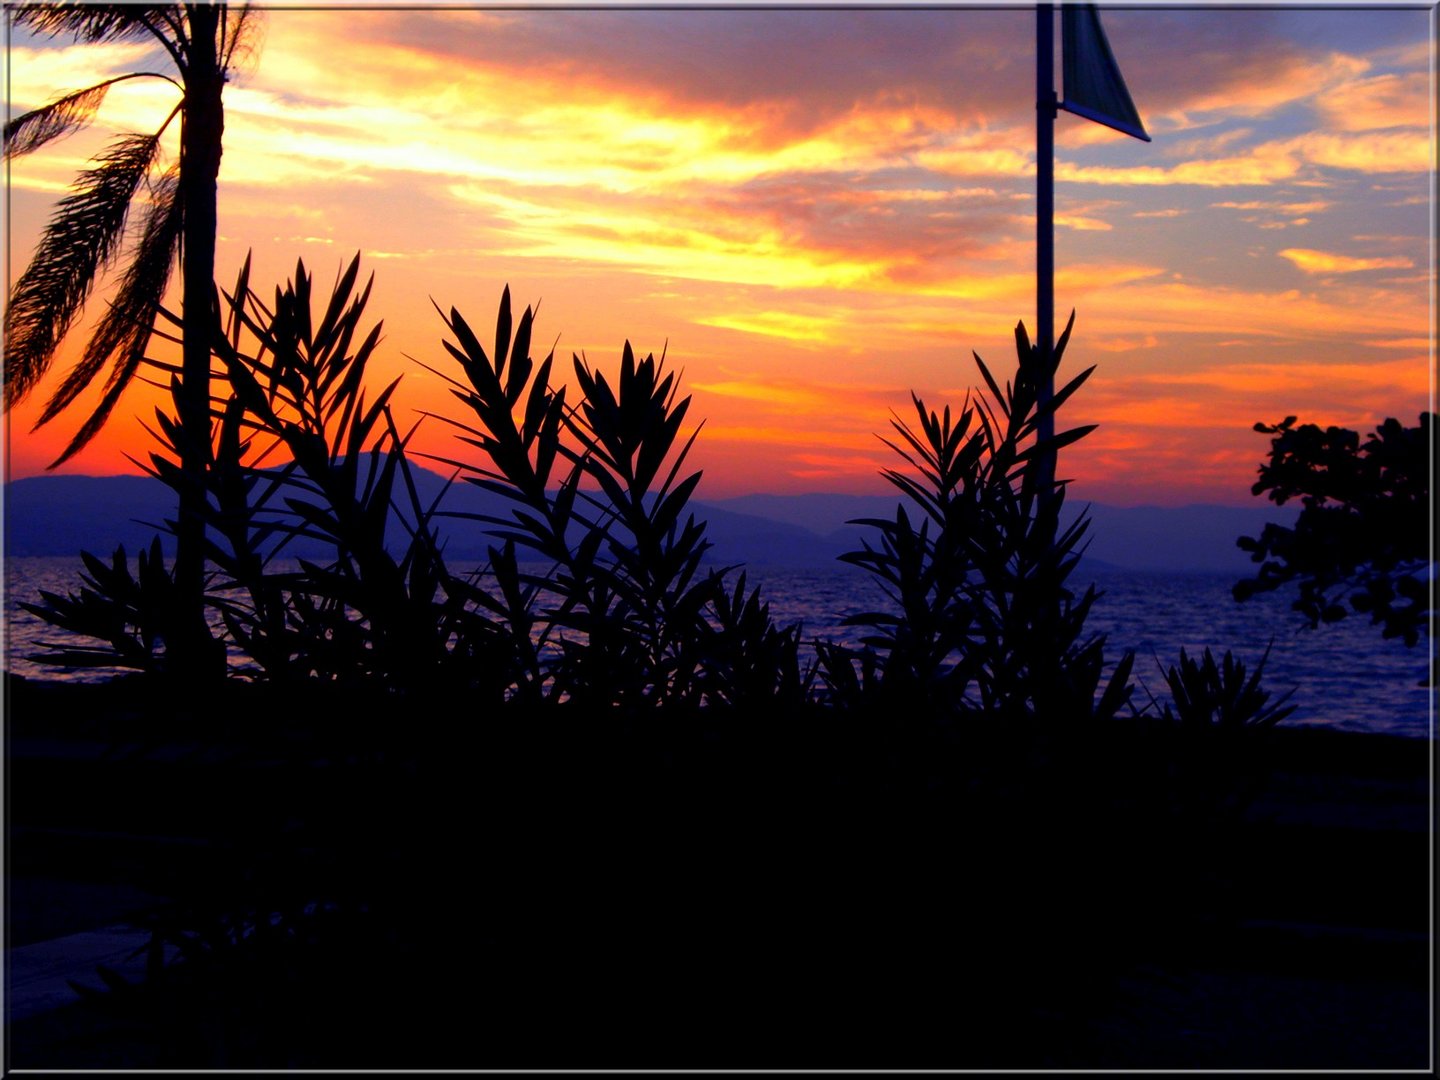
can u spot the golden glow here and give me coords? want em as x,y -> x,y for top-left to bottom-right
1286,131 -> 1432,174
1133,357 -> 1432,397
692,314 -> 839,346
1317,72 -> 1433,132
1054,213 -> 1113,232
4,9 -> 1432,508
1278,248 -> 1414,274
690,380 -> 833,409
1168,51 -> 1371,119
1213,199 -> 1332,215
1058,144 -> 1303,187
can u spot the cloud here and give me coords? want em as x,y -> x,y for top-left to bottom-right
1057,144 -> 1303,187
1162,127 -> 1256,159
6,7 -> 1431,507
1283,131 -> 1432,174
1055,214 -> 1113,232
1212,199 -> 1331,215
4,41 -> 156,104
298,8 -> 1034,147
1131,357 -> 1431,397
1277,248 -> 1415,274
1317,72 -> 1433,132
690,379 -> 833,407
691,315 -> 837,347
1173,51 -> 1371,118
1060,127 -> 1431,187
1091,335 -> 1159,353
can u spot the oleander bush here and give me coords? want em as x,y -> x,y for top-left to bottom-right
823,313 -> 1137,724
16,259 -> 1306,1068
423,286 -> 810,710
21,259 -> 1294,739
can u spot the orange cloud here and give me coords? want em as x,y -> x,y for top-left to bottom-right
1278,248 -> 1414,274
1212,199 -> 1331,215
690,380 -> 832,408
1317,72 -> 1433,132
1091,335 -> 1159,353
1284,131 -> 1432,173
1133,357 -> 1431,397
1362,337 -> 1432,350
4,41 -> 153,104
1055,214 -> 1113,232
913,130 -> 1032,178
1169,50 -> 1371,119
1057,144 -> 1302,187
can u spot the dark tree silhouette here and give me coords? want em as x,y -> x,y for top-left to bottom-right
1235,412 -> 1433,647
4,2 -> 257,675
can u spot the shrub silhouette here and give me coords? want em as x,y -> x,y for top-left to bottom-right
199,254 -> 455,691
18,539 -> 177,674
21,255 -> 459,694
15,273 -> 1321,1069
825,313 -> 1136,723
1236,412 -> 1432,648
21,273 -> 1302,742
425,287 -> 807,710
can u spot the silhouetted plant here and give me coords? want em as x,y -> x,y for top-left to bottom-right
18,539 -> 177,674
65,896 -> 401,1067
195,254 -> 459,690
1236,413 -> 1432,648
4,5 -> 260,679
21,254 -> 468,690
1157,644 -> 1297,730
426,287 -> 804,710
698,571 -> 811,708
827,313 -> 1136,722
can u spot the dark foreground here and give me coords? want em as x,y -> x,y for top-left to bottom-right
5,675 -> 1432,1070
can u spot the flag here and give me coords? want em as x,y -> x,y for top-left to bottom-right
1060,4 -> 1150,142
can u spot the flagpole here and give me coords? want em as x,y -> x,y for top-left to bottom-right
1036,3 -> 1057,507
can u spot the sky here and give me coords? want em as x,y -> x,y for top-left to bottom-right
3,3 -> 1434,506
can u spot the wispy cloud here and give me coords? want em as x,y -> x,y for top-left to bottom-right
1317,72 -> 1432,132
1278,248 -> 1415,274
4,7 -> 1431,505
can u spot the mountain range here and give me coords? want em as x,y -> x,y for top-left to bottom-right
2,469 -> 1295,575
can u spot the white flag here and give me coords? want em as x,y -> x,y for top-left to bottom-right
1061,5 -> 1150,142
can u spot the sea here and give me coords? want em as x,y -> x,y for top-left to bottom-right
3,556 -> 1432,739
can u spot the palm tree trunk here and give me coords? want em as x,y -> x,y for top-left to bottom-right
174,3 -> 226,680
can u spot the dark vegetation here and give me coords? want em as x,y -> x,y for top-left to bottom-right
1235,413 -> 1433,650
6,257 -> 1425,1069
4,3 -> 254,679
4,10 -> 1427,1069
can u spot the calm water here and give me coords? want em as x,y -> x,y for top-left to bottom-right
4,556 -> 1432,738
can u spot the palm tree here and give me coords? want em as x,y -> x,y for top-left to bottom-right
4,2 -> 256,676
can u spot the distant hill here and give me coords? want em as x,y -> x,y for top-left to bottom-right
3,471 -> 1295,575
707,491 -> 1296,574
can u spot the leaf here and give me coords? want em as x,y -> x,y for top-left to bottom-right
6,129 -> 168,410
40,164 -> 184,463
494,284 -> 513,382
4,81 -> 113,159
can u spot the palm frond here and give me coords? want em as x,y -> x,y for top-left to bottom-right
221,5 -> 261,73
4,130 -> 164,410
9,4 -> 178,46
4,72 -> 179,160
41,165 -> 183,465
5,83 -> 111,158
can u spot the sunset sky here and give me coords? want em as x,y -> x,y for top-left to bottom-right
3,3 -> 1434,505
